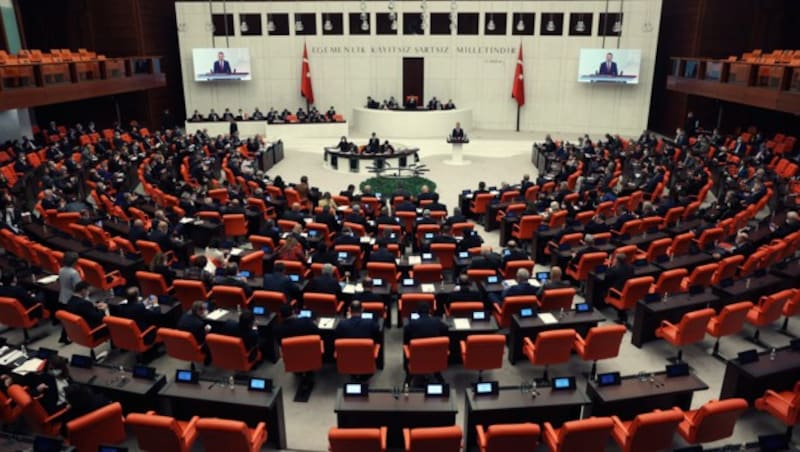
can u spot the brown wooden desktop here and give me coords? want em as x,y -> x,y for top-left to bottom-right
631,290 -> 719,347
508,311 -> 606,364
586,372 -> 708,420
70,365 -> 167,415
720,348 -> 800,403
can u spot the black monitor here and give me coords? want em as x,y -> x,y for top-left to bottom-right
737,349 -> 759,364
551,376 -> 576,391
473,381 -> 499,396
248,377 -> 272,392
666,362 -> 690,378
132,365 -> 156,380
175,369 -> 199,384
70,354 -> 93,369
597,372 -> 621,386
344,383 -> 368,397
33,435 -> 63,452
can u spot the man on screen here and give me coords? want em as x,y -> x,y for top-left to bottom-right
212,51 -> 232,74
598,52 -> 618,76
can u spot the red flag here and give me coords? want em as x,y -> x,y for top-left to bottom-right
301,43 -> 314,104
511,44 -> 525,107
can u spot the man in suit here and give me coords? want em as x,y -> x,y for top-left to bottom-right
426,194 -> 447,213
451,122 -> 465,139
333,226 -> 360,247
263,262 -> 301,301
342,206 -> 368,229
66,282 -> 107,331
394,197 -> 416,213
446,273 -> 484,305
303,264 -> 343,300
281,203 -> 306,224
366,132 -> 380,154
212,51 -> 232,74
770,211 -> 799,240
605,253 -> 635,292
147,220 -> 173,252
417,185 -> 436,203
335,300 -> 380,341
369,243 -> 396,264
219,309 -> 260,360
353,278 -> 384,304
0,273 -> 42,317
128,219 -> 148,245
536,267 -> 571,299
501,240 -> 529,267
598,52 -> 618,76
569,234 -> 600,267
584,215 -> 611,234
402,301 -> 447,383
493,268 -> 538,305
215,263 -> 254,297
177,301 -> 211,348
116,287 -> 159,344
274,304 -> 319,342
445,207 -> 468,226
469,247 -> 502,271
613,206 -> 638,232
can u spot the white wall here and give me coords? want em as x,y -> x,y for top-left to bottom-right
0,109 -> 33,142
176,0 -> 662,137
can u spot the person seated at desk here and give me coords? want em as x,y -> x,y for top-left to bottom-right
189,110 -> 204,121
605,253 -> 634,292
178,301 -> 212,354
303,263 -> 343,301
265,108 -> 277,123
375,207 -> 399,227
17,356 -> 72,416
339,184 -> 356,201
569,234 -> 599,266
416,209 -> 437,227
274,304 -> 319,342
336,136 -> 353,152
612,206 -> 638,232
445,207 -> 467,226
501,241 -> 529,266
222,108 -> 234,121
342,206 -> 368,231
326,106 -> 337,121
251,107 -> 265,120
366,96 -> 380,109
296,108 -> 308,122
311,242 -> 339,267
332,226 -> 360,247
276,235 -> 306,262
394,197 -> 416,213
492,268 -> 538,306
66,282 -> 108,332
458,230 -> 484,252
365,132 -> 380,154
116,287 -> 159,344
536,267 -> 570,298
353,278 -> 383,304
183,255 -> 215,290
443,99 -> 455,110
770,211 -> 799,240
417,185 -> 436,203
149,252 -> 176,287
451,122 -> 465,140
148,220 -> 173,252
263,262 -> 301,302
220,309 -> 260,360
314,204 -> 339,233
387,96 -> 399,109
424,224 -> 458,251
584,215 -> 611,235
0,272 -> 43,318
403,301 -> 447,344
215,263 -> 254,297
447,273 -> 484,306
469,247 -> 502,271
335,300 -> 380,342
207,109 -> 220,121
424,194 -> 447,213
369,242 -> 396,264
281,202 -> 306,224
62,383 -> 110,424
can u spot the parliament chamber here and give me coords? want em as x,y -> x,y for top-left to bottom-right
0,0 -> 799,451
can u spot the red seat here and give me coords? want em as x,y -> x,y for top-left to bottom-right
712,255 -> 745,285
223,214 -> 248,238
303,292 -> 344,316
605,276 -> 655,315
196,417 -> 267,452
66,402 -> 126,452
250,290 -> 292,314
706,301 -> 754,356
210,285 -> 251,310
0,297 -> 49,342
335,244 -> 365,271
334,338 -> 380,377
206,333 -> 261,372
103,315 -> 160,357
328,426 -> 387,452
367,262 -> 400,292
573,325 -> 626,377
403,425 -> 462,452
403,337 -> 449,382
747,289 -> 797,342
446,301 -> 484,317
136,271 -> 173,297
502,260 -> 534,280
655,308 -> 715,362
157,327 -> 206,370
538,288 -> 576,311
430,243 -> 456,271
680,263 -> 718,292
78,258 -> 126,291
56,310 -> 109,359
565,252 -> 607,284
755,381 -> 800,436
493,295 -> 538,328
471,193 -> 494,216
523,329 -> 576,380
136,240 -> 175,266
476,423 -> 540,452
543,417 -> 614,452
7,384 -> 67,435
281,334 -> 324,374
677,398 -> 748,444
411,263 -> 444,283
668,232 -> 694,257
239,251 -> 265,277
460,334 -> 506,381
611,408 -> 684,452
651,268 -> 688,295
173,279 -> 209,311
642,237 -> 671,263
399,294 -> 436,326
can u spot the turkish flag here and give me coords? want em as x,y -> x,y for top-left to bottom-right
511,44 -> 525,107
301,43 -> 314,104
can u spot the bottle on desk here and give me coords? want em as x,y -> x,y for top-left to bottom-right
403,383 -> 409,399
229,375 -> 235,390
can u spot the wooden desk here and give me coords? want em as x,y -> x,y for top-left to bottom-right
720,348 -> 800,403
444,317 -> 499,364
158,381 -> 287,449
663,219 -> 702,236
508,311 -> 606,364
586,373 -> 708,420
204,309 -> 280,363
631,291 -> 719,347
463,386 -> 588,449
586,264 -> 661,308
69,365 -> 167,414
772,260 -> 800,281
654,252 -> 714,272
711,274 -> 791,306
335,389 -> 457,449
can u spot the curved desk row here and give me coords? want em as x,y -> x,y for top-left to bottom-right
351,107 -> 472,138
184,120 -> 348,140
323,147 -> 419,175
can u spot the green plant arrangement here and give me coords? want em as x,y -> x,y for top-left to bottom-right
359,176 -> 437,197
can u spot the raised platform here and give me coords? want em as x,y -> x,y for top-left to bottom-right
352,107 -> 472,138
183,120 -> 349,140
184,120 -> 265,137
323,146 -> 419,175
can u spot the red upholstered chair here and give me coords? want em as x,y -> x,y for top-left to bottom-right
157,327 -> 206,370
361,302 -> 387,321
335,244 -> 365,270
399,293 -> 436,326
136,240 -> 175,266
650,268 -> 688,295
249,235 -> 275,251
655,308 -> 715,362
303,292 -> 344,316
522,329 -> 576,380
573,325 -> 627,377
502,260 -> 534,280
538,288 -> 576,311
460,334 -> 506,381
411,263 -> 443,283
668,232 -> 694,257
275,259 -> 305,277
466,268 -> 498,283
694,227 -> 724,252
173,279 -> 209,311
239,250 -> 265,277
196,418 -> 267,452
493,295 -> 538,328
0,297 -> 49,342
329,427 -> 387,452
210,285 -> 250,310
334,338 -> 380,377
680,263 -> 718,292
136,271 -> 173,297
281,334 -> 324,374
677,398 -> 748,444
446,302 -> 484,317
642,237 -> 671,263
7,384 -> 67,435
605,276 -> 655,319
367,262 -> 400,292
206,333 -> 261,372
662,207 -> 685,228
747,289 -> 797,342
613,219 -> 643,238
403,426 -> 462,452
451,222 -> 474,238
430,243 -> 456,271
712,255 -> 745,285
611,408 -> 684,452
103,315 -> 160,359
543,417 -> 614,452
476,423 -> 540,452
783,289 -> 800,331
706,301 -> 754,356
56,310 -> 108,360
126,411 -> 199,452
66,402 -> 126,452
471,193 -> 494,216
755,381 -> 800,436
78,258 -> 126,292
223,214 -> 248,239
403,337 -> 449,383
565,252 -> 607,284
250,290 -> 292,314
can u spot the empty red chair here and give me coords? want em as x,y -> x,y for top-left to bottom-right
447,301 -> 484,317
493,295 -> 538,328
173,279 -> 209,311
614,219 -> 643,238
329,426 -> 387,452
282,334 -> 324,374
66,402 -> 126,452
206,333 -> 261,372
706,301 -> 754,356
136,240 -> 175,266
126,411 -> 199,452
0,297 -> 48,342
403,425 -> 462,452
543,417 -> 614,452
605,276 -> 655,317
755,381 -> 800,436
460,334 -> 506,381
7,384 -> 67,435
223,214 -> 248,238
304,292 -> 344,316
157,327 -> 207,370
196,418 -> 267,452
251,290 -> 292,314
367,262 -> 400,292
103,315 -> 160,357
239,250 -> 265,277
694,227 -> 724,251
466,268 -> 498,282
712,255 -> 745,285
249,235 -> 275,251
668,232 -> 694,257
335,338 -> 380,377
655,308 -> 715,362
566,252 -> 607,284
747,289 -> 797,341
430,243 -> 456,271
210,285 -> 250,310
538,288 -> 576,311
783,289 -> 800,331
476,423 -> 540,452
573,325 -> 626,377
471,193 -> 494,216
651,268 -> 688,295
680,263 -> 718,292
136,270 -> 173,297
56,310 -> 109,359
403,337 -> 449,383
78,258 -> 126,292
642,238 -> 671,263
611,408 -> 684,452
523,329 -> 576,380
662,207 -> 685,228
502,260 -> 534,280
677,398 -> 748,444
411,263 -> 443,283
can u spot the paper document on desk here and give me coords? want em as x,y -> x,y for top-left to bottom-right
179,217 -> 193,224
502,279 -> 517,288
408,256 -> 422,265
360,237 -> 375,244
0,350 -> 24,366
318,317 -> 336,330
229,248 -> 244,256
206,309 -> 228,321
528,279 -> 542,287
421,284 -> 436,293
36,275 -> 59,284
538,313 -> 558,324
453,318 -> 471,330
342,284 -> 357,294
13,358 -> 43,376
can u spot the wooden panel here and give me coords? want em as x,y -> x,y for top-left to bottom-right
666,76 -> 800,115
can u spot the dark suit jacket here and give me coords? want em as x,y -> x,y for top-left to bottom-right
147,230 -> 173,252
598,61 -> 618,76
369,248 -> 396,264
128,225 -> 148,244
304,275 -> 343,299
0,285 -> 38,309
403,314 -> 448,344
274,317 -> 320,342
501,282 -> 538,301
115,302 -> 159,333
469,253 -> 502,271
262,273 -> 300,301
177,312 -> 207,345
220,320 -> 259,351
67,296 -> 104,329
335,316 -> 380,341
213,60 -> 232,74
606,263 -> 635,291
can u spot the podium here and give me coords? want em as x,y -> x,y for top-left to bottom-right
444,136 -> 470,166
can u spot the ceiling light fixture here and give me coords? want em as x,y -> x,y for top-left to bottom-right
546,14 -> 556,32
323,14 -> 333,31
487,13 -> 496,31
516,16 -> 525,32
240,20 -> 249,33
267,16 -> 275,33
575,14 -> 585,32
295,19 -> 304,32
